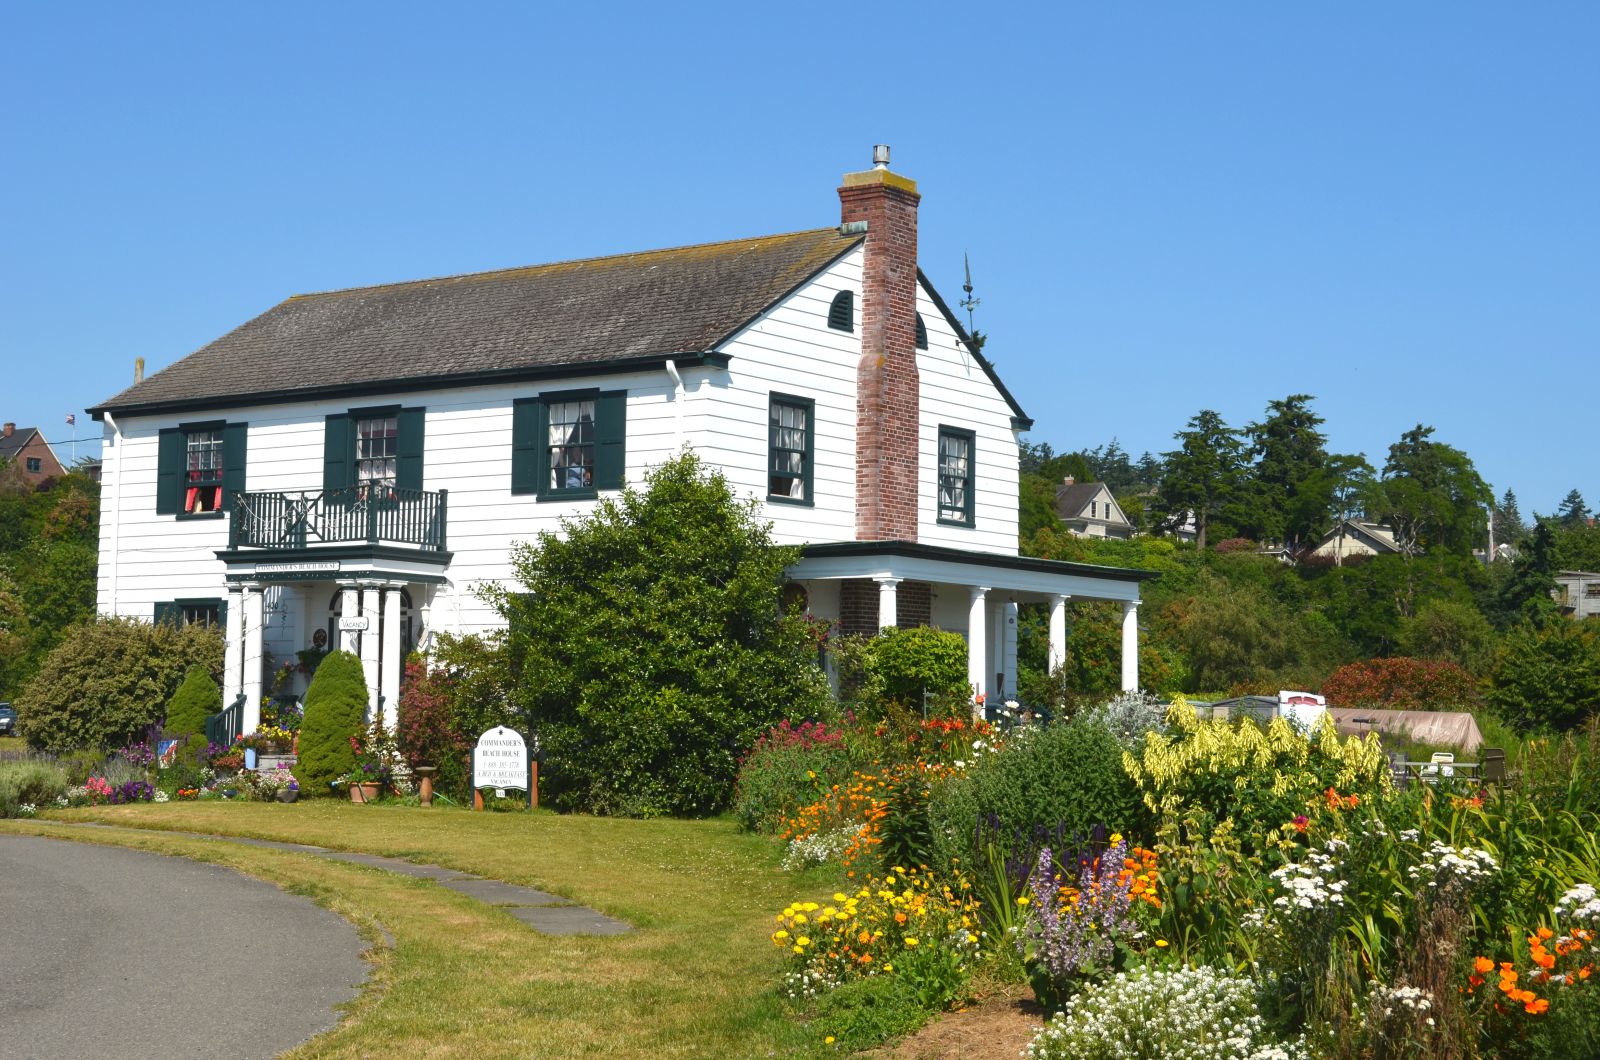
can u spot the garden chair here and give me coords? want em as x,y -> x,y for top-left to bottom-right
1479,747 -> 1506,784
1431,751 -> 1455,779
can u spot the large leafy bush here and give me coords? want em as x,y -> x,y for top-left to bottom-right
1488,621 -> 1600,731
1320,656 -> 1481,710
164,664 -> 221,738
929,720 -> 1148,871
396,659 -> 473,799
505,453 -> 830,816
869,627 -> 970,704
16,615 -> 222,752
296,650 -> 368,796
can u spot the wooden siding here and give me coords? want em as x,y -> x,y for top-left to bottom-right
914,283 -> 1020,554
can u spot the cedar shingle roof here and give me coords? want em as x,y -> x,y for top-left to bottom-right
93,227 -> 864,415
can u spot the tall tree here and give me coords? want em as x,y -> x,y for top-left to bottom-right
1242,394 -> 1330,548
1493,521 -> 1559,627
1157,410 -> 1245,551
1314,453 -> 1376,565
1557,489 -> 1590,528
1492,489 -> 1525,553
1367,425 -> 1492,555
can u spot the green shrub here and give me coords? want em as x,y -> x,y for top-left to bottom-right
164,665 -> 221,738
296,650 -> 369,796
869,626 -> 970,704
15,615 -> 222,752
1488,621 -> 1600,731
0,759 -> 69,816
505,453 -> 830,816
929,720 -> 1148,872
58,748 -> 106,785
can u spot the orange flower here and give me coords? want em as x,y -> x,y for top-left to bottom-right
1474,957 -> 1495,974
1525,997 -> 1549,1015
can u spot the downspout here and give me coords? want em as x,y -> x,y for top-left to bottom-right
664,357 -> 687,450
103,412 -> 124,616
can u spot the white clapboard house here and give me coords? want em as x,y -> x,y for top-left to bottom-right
90,149 -> 1155,735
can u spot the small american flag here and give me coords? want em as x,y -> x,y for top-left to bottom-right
65,413 -> 75,425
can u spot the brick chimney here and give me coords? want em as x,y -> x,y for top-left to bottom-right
1,423 -> 12,438
840,145 -> 921,541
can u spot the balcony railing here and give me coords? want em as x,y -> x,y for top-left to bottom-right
228,486 -> 448,552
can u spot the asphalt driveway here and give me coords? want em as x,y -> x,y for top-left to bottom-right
0,834 -> 368,1059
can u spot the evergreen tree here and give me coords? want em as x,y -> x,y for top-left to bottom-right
1157,410 -> 1245,551
1493,521 -> 1559,627
1368,425 -> 1492,555
296,650 -> 369,795
1557,489 -> 1590,528
1242,394 -> 1329,548
1492,489 -> 1525,552
164,664 -> 221,738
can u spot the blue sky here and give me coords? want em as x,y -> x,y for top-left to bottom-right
3,2 -> 1595,515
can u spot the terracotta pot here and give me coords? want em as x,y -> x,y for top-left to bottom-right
350,782 -> 381,804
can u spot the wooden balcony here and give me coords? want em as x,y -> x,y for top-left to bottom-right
228,486 -> 448,552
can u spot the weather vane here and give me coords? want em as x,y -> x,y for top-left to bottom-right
960,251 -> 980,334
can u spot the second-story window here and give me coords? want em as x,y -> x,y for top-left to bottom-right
768,394 -> 814,504
157,421 -> 247,518
937,427 -> 975,526
356,415 -> 399,495
26,457 -> 42,473
185,428 -> 224,513
547,398 -> 596,491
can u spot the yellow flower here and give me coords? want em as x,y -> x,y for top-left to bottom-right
797,936 -> 811,947
1016,896 -> 1030,906
905,937 -> 920,946
1155,940 -> 1169,948
802,902 -> 819,912
792,945 -> 804,954
834,893 -> 848,902
793,913 -> 808,924
1109,833 -> 1123,844
774,930 -> 789,940
825,1037 -> 835,1045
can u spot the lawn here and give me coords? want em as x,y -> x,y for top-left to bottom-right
0,802 -> 839,1058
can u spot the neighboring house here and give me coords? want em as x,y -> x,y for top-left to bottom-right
1053,477 -> 1134,540
90,149 -> 1157,734
1555,571 -> 1600,620
1165,509 -> 1198,544
0,423 -> 65,487
1307,520 -> 1403,563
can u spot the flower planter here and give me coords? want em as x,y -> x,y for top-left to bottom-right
257,753 -> 298,772
350,782 -> 381,804
276,789 -> 299,804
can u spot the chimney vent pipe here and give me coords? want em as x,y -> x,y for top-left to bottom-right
872,144 -> 891,170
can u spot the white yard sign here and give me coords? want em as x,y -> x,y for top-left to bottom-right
473,726 -> 530,792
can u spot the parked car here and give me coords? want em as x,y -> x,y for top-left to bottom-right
0,703 -> 15,736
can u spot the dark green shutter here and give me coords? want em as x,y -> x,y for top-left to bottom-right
396,407 -> 425,492
595,390 -> 627,490
156,428 -> 185,515
828,290 -> 854,332
511,398 -> 543,495
222,421 -> 248,510
153,601 -> 180,627
915,313 -> 928,350
323,413 -> 353,493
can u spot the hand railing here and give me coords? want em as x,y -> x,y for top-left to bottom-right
228,486 -> 448,551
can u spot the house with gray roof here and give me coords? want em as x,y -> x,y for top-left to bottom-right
0,423 -> 65,487
90,149 -> 1155,734
1053,477 -> 1135,540
1307,520 -> 1404,563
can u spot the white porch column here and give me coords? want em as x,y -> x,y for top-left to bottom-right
380,586 -> 402,731
241,586 -> 265,734
1120,599 -> 1140,692
418,588 -> 434,662
1003,600 -> 1019,699
1047,594 -> 1069,676
967,586 -> 989,709
339,585 -> 361,654
223,584 -> 244,707
875,577 -> 900,632
359,587 -> 381,722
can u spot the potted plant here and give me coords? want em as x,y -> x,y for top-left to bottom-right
338,728 -> 394,803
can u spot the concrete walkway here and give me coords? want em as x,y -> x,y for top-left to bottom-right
0,835 -> 368,1060
72,823 -> 632,936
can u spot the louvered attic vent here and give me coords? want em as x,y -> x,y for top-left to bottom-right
827,290 -> 854,332
915,313 -> 928,349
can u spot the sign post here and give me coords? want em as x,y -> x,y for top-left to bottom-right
471,726 -> 536,810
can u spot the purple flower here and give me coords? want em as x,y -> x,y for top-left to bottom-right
1020,838 -> 1138,984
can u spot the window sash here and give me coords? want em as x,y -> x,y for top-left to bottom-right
937,431 -> 973,524
769,400 -> 809,500
183,428 -> 225,512
547,399 -> 596,491
181,603 -> 220,629
356,416 -> 399,489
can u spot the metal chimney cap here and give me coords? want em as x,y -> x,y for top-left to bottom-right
872,144 -> 891,169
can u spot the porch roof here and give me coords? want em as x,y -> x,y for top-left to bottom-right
791,540 -> 1156,602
